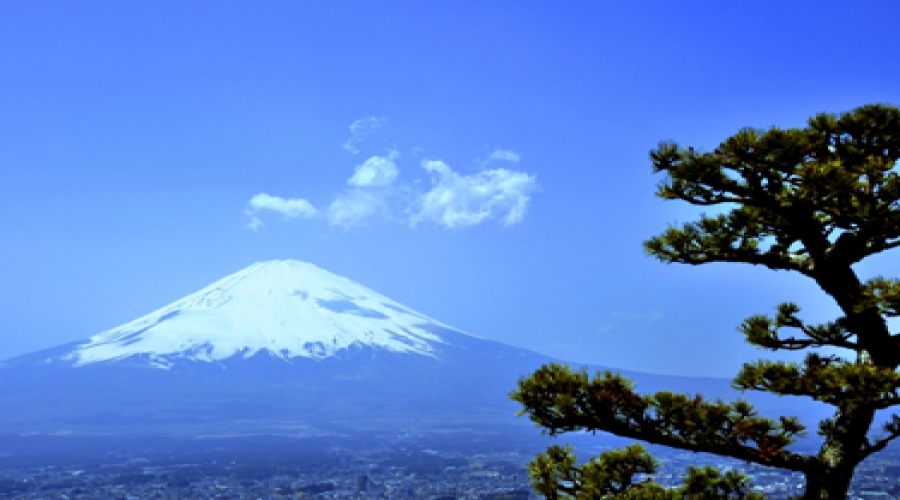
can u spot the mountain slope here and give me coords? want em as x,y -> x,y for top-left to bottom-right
0,260 -> 828,437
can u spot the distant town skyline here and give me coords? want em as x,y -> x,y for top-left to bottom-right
1,2 -> 899,376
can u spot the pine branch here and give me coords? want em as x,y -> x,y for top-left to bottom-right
528,444 -> 764,500
644,215 -> 815,275
740,303 -> 858,351
857,277 -> 900,318
734,355 -> 900,409
650,108 -> 900,270
862,415 -> 900,459
511,364 -> 814,473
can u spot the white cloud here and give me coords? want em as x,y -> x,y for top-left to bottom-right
244,135 -> 539,231
488,149 -> 521,164
342,116 -> 385,154
246,216 -> 263,232
411,160 -> 539,228
596,311 -> 663,333
328,189 -> 387,228
347,151 -> 400,187
247,193 -> 318,219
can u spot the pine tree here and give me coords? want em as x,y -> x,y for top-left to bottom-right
512,103 -> 900,499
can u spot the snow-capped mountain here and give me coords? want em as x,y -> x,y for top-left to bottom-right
0,260 -> 558,435
0,260 -> 815,437
68,260 -> 468,368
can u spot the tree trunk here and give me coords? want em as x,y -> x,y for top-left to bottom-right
802,403 -> 876,499
804,467 -> 854,500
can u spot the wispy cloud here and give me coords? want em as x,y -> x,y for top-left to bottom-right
488,149 -> 521,164
327,151 -> 401,228
246,216 -> 264,232
246,193 -> 318,227
597,311 -> 663,334
347,150 -> 400,187
342,116 -> 385,154
411,160 -> 539,228
597,322 -> 619,333
328,189 -> 388,228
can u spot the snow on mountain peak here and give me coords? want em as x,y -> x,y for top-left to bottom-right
67,260 -> 469,369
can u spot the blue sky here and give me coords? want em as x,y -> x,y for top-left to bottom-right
1,1 -> 899,377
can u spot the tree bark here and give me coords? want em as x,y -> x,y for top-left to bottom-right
802,403 -> 876,499
804,466 -> 854,500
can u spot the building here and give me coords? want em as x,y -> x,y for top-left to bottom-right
358,474 -> 369,494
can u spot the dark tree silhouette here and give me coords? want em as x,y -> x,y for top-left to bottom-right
512,104 -> 900,499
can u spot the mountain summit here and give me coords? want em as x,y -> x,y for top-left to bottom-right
69,260 -> 468,368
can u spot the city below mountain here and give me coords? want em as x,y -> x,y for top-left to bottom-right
0,260 -> 824,437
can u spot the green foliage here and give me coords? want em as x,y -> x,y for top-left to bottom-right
514,104 -> 900,499
644,104 -> 900,275
512,364 -> 807,468
858,277 -> 900,317
679,465 -> 764,500
739,302 -> 854,351
528,443 -> 764,500
734,354 -> 900,408
528,444 -> 658,499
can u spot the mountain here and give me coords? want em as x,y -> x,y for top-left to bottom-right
65,260 -> 483,368
0,260 -> 826,437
